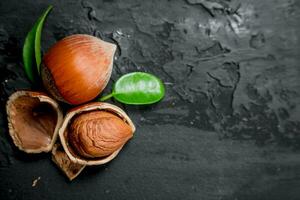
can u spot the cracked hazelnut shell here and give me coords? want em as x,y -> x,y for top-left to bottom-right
6,91 -> 63,153
58,102 -> 135,166
52,143 -> 86,181
41,34 -> 116,105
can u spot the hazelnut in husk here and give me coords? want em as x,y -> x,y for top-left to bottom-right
58,102 -> 135,166
6,91 -> 63,153
41,34 -> 116,105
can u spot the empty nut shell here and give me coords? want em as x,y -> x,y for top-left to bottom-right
6,91 -> 63,153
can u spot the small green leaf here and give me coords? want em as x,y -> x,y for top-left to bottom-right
22,5 -> 52,82
100,72 -> 165,105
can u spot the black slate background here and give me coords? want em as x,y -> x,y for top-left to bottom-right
1,0 -> 300,199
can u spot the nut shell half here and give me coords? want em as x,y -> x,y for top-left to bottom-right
59,102 -> 135,166
6,91 -> 63,153
52,143 -> 86,181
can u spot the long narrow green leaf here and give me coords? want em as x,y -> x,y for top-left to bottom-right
35,6 -> 52,74
22,6 -> 52,82
23,24 -> 38,82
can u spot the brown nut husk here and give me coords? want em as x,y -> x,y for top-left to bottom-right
6,91 -> 63,153
51,143 -> 86,181
58,102 -> 135,166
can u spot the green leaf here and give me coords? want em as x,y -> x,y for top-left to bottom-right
35,6 -> 52,74
22,5 -> 52,82
100,72 -> 165,105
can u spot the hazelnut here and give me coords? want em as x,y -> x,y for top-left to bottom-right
58,102 -> 135,165
68,111 -> 133,158
41,34 -> 116,105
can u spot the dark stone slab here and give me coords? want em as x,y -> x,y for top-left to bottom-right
0,0 -> 299,199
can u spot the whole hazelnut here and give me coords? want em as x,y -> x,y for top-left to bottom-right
41,34 -> 116,105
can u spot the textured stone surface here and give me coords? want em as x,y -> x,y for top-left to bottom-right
0,0 -> 300,199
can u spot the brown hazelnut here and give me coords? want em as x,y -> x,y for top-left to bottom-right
68,110 -> 133,158
58,102 -> 135,166
41,34 -> 116,105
